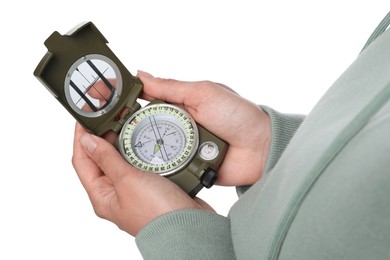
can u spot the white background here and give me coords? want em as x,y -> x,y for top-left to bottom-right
1,1 -> 389,259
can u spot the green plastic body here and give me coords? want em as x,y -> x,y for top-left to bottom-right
169,124 -> 228,197
33,22 -> 142,136
33,21 -> 228,197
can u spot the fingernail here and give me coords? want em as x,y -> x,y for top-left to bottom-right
79,133 -> 97,154
137,70 -> 154,78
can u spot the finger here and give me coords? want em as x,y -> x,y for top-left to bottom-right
137,70 -> 202,106
73,123 -> 106,186
138,71 -> 239,100
193,197 -> 215,212
73,123 -> 123,221
79,79 -> 117,113
78,131 -> 139,184
102,130 -> 118,145
214,82 -> 239,95
73,123 -> 89,161
87,79 -> 117,100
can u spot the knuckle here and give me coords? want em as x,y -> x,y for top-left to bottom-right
198,80 -> 218,92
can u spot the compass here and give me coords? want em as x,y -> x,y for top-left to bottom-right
33,21 -> 228,197
119,104 -> 199,176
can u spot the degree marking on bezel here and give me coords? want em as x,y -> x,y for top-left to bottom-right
119,104 -> 199,176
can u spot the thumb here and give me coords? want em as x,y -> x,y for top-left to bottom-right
79,132 -> 135,183
137,70 -> 199,105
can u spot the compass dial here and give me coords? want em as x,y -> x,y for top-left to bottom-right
119,104 -> 199,176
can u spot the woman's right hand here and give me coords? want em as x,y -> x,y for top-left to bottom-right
138,71 -> 271,186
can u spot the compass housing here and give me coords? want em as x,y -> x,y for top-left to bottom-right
34,22 -> 228,197
119,103 -> 200,177
34,22 -> 142,136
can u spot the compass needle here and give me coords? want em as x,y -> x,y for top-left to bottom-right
120,104 -> 199,176
153,144 -> 160,154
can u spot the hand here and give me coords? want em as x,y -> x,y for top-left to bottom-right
138,71 -> 271,186
72,72 -> 271,236
72,123 -> 214,236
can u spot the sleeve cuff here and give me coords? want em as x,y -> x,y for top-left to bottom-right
237,106 -> 305,196
136,209 -> 235,259
260,105 -> 305,174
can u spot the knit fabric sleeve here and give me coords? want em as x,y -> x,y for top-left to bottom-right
136,209 -> 235,259
135,106 -> 305,259
237,105 -> 305,196
260,105 -> 305,173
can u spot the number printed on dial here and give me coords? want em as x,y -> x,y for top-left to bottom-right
119,104 -> 199,176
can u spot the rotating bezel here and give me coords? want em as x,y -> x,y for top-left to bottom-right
118,103 -> 199,176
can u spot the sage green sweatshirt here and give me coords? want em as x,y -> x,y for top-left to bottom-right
136,19 -> 390,260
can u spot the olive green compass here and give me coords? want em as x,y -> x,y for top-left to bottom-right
33,22 -> 228,197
